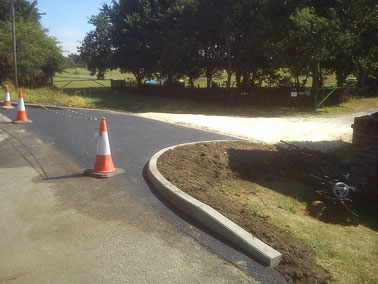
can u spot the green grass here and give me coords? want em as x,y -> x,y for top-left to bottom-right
59,68 -> 226,88
59,68 -> 134,80
2,72 -> 376,117
6,83 -> 378,118
54,77 -> 112,88
63,68 -> 355,90
317,96 -> 378,114
20,85 -> 312,117
59,68 -> 347,88
222,178 -> 378,284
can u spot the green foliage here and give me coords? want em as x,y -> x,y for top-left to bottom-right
79,5 -> 113,80
0,0 -> 41,22
79,0 -> 377,90
0,0 -> 64,87
63,54 -> 87,69
0,20 -> 64,87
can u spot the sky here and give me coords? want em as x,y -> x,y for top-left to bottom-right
37,0 -> 111,56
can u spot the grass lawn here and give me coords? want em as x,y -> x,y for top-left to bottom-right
15,83 -> 378,117
2,72 -> 377,117
54,77 -> 112,88
222,177 -> 377,283
58,68 -> 341,88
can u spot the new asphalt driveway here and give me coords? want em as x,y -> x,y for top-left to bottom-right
0,106 -> 285,283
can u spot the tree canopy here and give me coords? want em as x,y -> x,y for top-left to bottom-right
0,0 -> 64,87
80,0 -> 378,91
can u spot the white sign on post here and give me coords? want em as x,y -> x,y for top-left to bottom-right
291,91 -> 298,97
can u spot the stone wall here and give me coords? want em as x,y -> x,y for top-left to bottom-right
351,112 -> 378,200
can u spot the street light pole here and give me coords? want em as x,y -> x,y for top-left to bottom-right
11,0 -> 18,90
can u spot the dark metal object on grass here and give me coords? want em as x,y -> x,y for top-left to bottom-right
280,140 -> 359,225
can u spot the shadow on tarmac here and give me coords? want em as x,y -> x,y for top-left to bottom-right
43,173 -> 84,181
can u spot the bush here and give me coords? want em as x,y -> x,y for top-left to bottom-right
0,20 -> 64,88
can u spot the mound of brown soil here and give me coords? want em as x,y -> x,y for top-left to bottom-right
157,141 -> 332,284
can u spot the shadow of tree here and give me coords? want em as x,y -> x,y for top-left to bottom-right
227,140 -> 377,231
60,87 -> 322,118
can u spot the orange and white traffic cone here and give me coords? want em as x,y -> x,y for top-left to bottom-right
84,117 -> 123,178
13,90 -> 32,124
0,85 -> 14,109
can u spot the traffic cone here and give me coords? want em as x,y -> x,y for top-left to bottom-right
0,85 -> 14,109
13,90 -> 32,124
84,117 -> 123,178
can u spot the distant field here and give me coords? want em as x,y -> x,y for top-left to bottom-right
57,68 -> 133,80
58,68 -> 341,88
57,68 -> 225,88
54,77 -> 112,88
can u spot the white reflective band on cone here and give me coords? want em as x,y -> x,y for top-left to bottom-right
97,132 -> 111,155
4,92 -> 10,101
17,98 -> 25,111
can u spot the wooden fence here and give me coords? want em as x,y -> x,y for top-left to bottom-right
111,79 -> 315,109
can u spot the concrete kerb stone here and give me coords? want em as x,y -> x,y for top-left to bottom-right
147,140 -> 282,268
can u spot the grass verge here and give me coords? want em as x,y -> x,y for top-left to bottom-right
2,81 -> 377,117
222,178 -> 377,283
158,141 -> 378,283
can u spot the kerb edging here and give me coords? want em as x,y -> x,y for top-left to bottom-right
147,140 -> 282,267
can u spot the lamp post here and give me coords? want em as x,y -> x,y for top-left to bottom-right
11,0 -> 18,90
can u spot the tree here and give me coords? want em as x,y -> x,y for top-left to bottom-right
345,0 -> 377,88
275,5 -> 337,94
231,0 -> 278,88
80,0 -> 377,93
79,5 -> 113,80
190,0 -> 224,88
0,0 -> 64,87
64,53 -> 87,69
109,0 -> 160,87
0,0 -> 41,22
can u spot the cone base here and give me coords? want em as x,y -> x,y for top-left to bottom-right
13,119 -> 33,124
83,168 -> 124,179
0,105 -> 14,109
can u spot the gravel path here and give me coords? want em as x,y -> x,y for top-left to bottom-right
137,109 -> 377,148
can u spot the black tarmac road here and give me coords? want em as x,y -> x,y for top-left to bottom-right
1,106 -> 285,283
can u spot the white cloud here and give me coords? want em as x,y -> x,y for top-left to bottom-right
60,42 -> 81,55
46,28 -> 85,55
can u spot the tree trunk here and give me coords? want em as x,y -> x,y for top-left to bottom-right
132,71 -> 143,88
223,22 -> 232,89
167,73 -> 173,87
226,70 -> 232,89
235,71 -> 241,88
205,69 -> 213,89
336,71 -> 347,87
189,76 -> 194,88
312,62 -> 320,107
356,66 -> 366,88
241,71 -> 250,89
371,77 -> 377,91
319,69 -> 324,88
